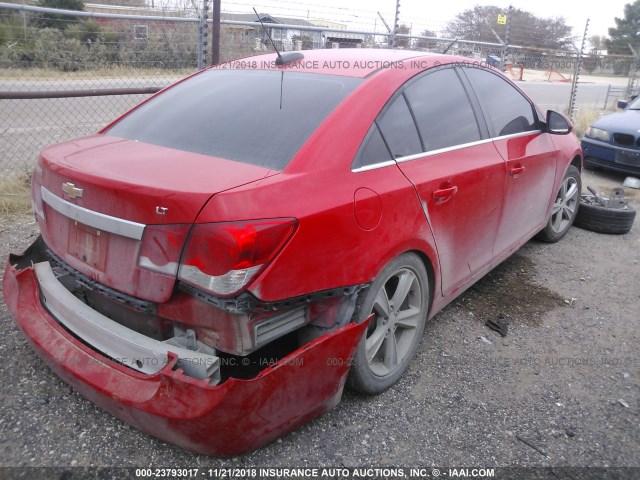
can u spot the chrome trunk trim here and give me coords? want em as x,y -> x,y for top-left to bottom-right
40,187 -> 146,240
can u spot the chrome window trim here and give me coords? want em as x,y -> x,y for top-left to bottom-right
351,129 -> 540,172
351,160 -> 397,173
41,186 -> 146,240
396,130 -> 540,163
492,129 -> 541,142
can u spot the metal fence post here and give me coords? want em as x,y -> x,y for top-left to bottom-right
626,44 -> 639,99
197,0 -> 209,69
568,19 -> 589,120
501,5 -> 512,69
391,0 -> 400,48
211,0 -> 221,65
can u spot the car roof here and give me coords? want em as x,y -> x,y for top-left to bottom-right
212,48 -> 447,78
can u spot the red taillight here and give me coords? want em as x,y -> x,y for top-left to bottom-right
178,219 -> 297,296
137,224 -> 191,276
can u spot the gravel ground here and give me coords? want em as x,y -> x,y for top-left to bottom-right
0,167 -> 638,473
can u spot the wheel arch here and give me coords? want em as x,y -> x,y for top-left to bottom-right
570,154 -> 582,172
366,244 -> 438,320
347,245 -> 437,394
411,249 -> 436,318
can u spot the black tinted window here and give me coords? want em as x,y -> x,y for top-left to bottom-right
352,125 -> 392,169
377,94 -> 422,158
404,68 -> 481,152
463,67 -> 536,137
107,70 -> 361,170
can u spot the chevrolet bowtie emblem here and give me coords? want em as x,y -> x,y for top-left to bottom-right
61,182 -> 83,199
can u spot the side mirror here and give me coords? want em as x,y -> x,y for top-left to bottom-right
546,110 -> 572,135
617,100 -> 628,109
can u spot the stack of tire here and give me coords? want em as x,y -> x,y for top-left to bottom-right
574,188 -> 636,234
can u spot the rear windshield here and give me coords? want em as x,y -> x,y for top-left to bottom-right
107,69 -> 362,170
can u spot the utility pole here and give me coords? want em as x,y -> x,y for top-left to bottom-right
377,11 -> 391,48
377,11 -> 391,33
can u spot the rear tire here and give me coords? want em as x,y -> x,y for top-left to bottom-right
347,253 -> 429,395
536,165 -> 581,243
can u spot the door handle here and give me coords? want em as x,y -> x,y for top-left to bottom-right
509,165 -> 525,177
432,185 -> 458,200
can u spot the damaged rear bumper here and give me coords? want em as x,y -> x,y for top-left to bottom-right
3,255 -> 367,456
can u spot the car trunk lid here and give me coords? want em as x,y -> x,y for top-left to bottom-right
34,134 -> 276,303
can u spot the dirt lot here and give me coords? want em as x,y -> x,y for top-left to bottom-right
0,167 -> 638,473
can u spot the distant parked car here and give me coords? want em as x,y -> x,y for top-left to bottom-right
582,97 -> 640,175
4,48 -> 582,456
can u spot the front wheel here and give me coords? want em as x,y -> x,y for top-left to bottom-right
536,165 -> 581,243
347,253 -> 429,394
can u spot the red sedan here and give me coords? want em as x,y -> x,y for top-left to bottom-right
3,49 -> 582,456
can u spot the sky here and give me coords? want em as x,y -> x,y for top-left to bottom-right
220,0 -> 632,43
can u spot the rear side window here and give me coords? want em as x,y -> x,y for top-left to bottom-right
377,94 -> 422,159
352,125 -> 392,170
404,68 -> 482,152
107,70 -> 361,170
462,67 -> 537,137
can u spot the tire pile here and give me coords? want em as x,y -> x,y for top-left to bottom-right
574,187 -> 636,235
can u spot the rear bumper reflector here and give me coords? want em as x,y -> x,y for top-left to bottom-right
254,307 -> 307,347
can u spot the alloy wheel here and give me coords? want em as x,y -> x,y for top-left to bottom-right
551,176 -> 579,234
365,268 -> 423,377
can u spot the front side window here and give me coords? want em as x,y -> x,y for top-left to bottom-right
107,70 -> 361,170
404,67 -> 482,152
462,66 -> 537,137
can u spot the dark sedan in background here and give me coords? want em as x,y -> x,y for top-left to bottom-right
582,97 -> 640,175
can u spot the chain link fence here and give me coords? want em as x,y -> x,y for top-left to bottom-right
1,3 -> 201,179
1,2 -> 638,180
